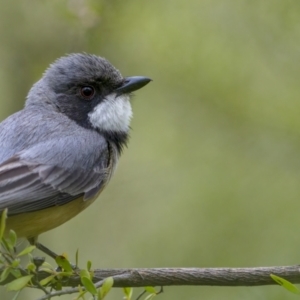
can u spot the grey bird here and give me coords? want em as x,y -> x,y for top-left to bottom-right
0,53 -> 151,256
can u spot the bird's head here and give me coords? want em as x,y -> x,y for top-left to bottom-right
26,53 -> 151,149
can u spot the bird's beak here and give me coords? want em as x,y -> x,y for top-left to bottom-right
115,76 -> 152,94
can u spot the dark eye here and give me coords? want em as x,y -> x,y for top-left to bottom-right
80,86 -> 95,100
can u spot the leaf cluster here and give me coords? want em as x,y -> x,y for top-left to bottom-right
0,209 -> 160,300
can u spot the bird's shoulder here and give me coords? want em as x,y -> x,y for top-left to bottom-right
0,107 -> 110,170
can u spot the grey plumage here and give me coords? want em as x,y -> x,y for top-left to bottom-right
0,54 -> 150,219
0,102 -> 114,215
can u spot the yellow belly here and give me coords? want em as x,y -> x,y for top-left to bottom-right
3,139 -> 118,241
5,194 -> 99,239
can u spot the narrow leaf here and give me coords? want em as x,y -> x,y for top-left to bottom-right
123,287 -> 133,299
40,275 -> 56,286
0,208 -> 7,239
87,260 -> 92,271
57,271 -> 73,277
5,239 -> 14,251
1,238 -> 10,252
81,276 -> 97,295
102,277 -> 114,291
0,267 -> 12,282
41,261 -> 54,270
6,275 -> 33,291
270,274 -> 300,294
144,294 -> 156,300
11,290 -> 21,300
39,267 -> 54,274
8,230 -> 17,247
75,249 -> 79,267
98,277 -> 114,299
17,245 -> 36,257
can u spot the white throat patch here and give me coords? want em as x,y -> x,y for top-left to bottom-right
88,93 -> 132,132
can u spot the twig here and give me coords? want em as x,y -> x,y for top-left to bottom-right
36,274 -> 129,300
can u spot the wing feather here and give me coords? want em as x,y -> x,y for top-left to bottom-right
0,156 -> 109,216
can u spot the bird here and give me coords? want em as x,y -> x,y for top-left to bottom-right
0,53 -> 151,257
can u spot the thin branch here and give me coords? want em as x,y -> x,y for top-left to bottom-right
35,285 -> 82,300
36,275 -> 128,300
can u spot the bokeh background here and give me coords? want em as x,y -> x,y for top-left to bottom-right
1,0 -> 300,299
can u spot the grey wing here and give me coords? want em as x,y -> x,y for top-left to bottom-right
0,109 -> 114,216
0,156 -> 109,216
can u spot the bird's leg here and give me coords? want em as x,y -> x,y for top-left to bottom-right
35,242 -> 59,260
28,237 -> 59,260
28,238 -> 78,271
35,242 -> 79,271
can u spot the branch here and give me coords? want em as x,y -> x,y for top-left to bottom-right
2,265 -> 300,287
71,266 -> 300,287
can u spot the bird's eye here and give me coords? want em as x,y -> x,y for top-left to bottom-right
80,86 -> 95,100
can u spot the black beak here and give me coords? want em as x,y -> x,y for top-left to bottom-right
115,76 -> 152,94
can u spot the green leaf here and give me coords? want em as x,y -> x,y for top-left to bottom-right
54,280 -> 62,290
17,245 -> 36,257
80,269 -> 91,280
55,255 -> 73,272
98,277 -> 114,299
9,268 -> 22,279
11,290 -> 21,300
270,274 -> 300,294
123,287 -> 133,300
27,253 -> 33,263
39,267 -> 54,274
144,294 -> 156,300
8,230 -> 17,248
87,260 -> 92,271
0,267 -> 12,282
75,286 -> 86,300
39,262 -> 54,274
0,208 -> 8,239
57,271 -> 73,277
1,237 -> 11,252
6,275 -> 33,291
40,275 -> 56,286
81,276 -> 97,295
145,286 -> 156,294
11,259 -> 20,268
3,232 -> 15,251
75,292 -> 86,300
41,261 -> 54,270
26,263 -> 36,272
75,249 -> 79,267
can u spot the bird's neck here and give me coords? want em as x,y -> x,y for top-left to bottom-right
100,130 -> 129,155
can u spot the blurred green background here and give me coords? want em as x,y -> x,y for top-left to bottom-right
1,0 -> 300,299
